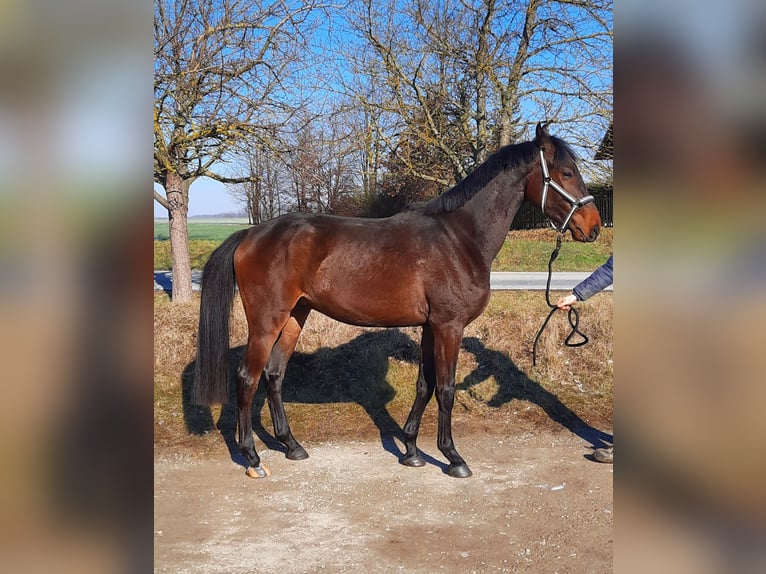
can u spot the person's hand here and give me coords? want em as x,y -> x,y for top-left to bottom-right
556,293 -> 577,310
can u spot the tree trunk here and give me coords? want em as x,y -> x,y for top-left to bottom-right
474,0 -> 494,164
498,96 -> 513,147
165,172 -> 194,303
247,196 -> 253,225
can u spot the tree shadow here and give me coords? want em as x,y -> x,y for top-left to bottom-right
181,329 -> 451,469
458,336 -> 613,449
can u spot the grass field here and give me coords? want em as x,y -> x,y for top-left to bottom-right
154,221 -> 612,272
497,228 -> 612,271
154,219 -> 251,241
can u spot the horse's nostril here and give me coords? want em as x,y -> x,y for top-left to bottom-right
590,225 -> 600,241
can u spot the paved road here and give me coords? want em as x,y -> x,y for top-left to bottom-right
154,270 -> 612,293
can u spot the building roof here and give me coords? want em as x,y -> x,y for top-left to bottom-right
594,123 -> 613,160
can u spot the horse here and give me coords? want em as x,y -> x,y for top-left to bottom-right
193,122 -> 602,479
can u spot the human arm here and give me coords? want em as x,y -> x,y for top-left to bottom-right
557,255 -> 613,309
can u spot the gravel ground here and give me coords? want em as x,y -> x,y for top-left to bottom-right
155,430 -> 613,573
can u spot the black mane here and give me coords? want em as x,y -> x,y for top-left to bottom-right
422,136 -> 576,216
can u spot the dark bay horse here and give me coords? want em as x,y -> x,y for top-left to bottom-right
193,123 -> 602,478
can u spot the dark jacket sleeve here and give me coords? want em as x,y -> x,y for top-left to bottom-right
573,255 -> 613,301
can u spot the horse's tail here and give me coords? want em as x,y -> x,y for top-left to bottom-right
193,228 -> 250,406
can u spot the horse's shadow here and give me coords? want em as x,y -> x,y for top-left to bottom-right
459,336 -> 613,449
181,329 -> 446,468
181,330 -> 612,470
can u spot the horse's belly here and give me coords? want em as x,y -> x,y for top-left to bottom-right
305,283 -> 428,328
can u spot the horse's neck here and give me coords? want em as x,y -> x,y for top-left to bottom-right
451,166 -> 529,266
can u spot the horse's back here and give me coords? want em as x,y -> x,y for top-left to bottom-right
234,211 -> 436,269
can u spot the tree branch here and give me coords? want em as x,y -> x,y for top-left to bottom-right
154,188 -> 170,210
203,171 -> 261,185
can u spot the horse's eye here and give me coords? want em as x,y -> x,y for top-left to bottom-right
562,170 -> 573,179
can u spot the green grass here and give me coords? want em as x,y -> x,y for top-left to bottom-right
492,238 -> 612,272
154,224 -> 612,272
154,220 -> 252,269
154,220 -> 251,242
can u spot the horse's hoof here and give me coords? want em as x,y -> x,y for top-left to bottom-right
401,454 -> 426,468
448,463 -> 472,478
245,464 -> 271,479
286,446 -> 309,461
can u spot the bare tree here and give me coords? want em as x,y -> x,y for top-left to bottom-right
226,143 -> 284,225
346,0 -> 612,189
154,0 -> 322,302
281,111 -> 360,215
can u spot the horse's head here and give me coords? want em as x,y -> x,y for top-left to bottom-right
525,122 -> 602,242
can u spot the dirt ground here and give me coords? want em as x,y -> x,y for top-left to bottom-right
154,429 -> 613,573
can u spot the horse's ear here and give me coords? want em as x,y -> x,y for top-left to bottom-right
535,121 -> 554,159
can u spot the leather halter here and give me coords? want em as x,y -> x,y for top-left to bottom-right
539,149 -> 595,233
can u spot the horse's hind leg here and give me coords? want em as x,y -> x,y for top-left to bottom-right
263,303 -> 310,461
401,325 -> 435,467
238,318 -> 291,478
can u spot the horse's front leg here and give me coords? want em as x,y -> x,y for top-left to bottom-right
432,322 -> 471,478
402,325 -> 435,467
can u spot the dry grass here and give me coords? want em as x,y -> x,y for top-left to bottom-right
155,290 -> 612,453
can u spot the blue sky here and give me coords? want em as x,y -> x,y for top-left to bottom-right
153,177 -> 241,218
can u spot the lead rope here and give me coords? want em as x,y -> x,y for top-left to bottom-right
532,232 -> 589,366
